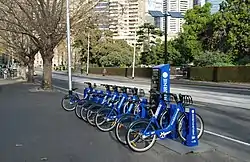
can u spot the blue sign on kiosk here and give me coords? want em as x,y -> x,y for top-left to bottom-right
150,64 -> 170,105
152,64 -> 170,94
151,64 -> 199,147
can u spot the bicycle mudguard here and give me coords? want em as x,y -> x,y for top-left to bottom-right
117,114 -> 136,123
78,99 -> 87,105
128,118 -> 151,128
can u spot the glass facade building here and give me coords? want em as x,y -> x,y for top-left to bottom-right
207,0 -> 223,13
194,0 -> 223,13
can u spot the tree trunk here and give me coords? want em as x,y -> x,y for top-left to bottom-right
27,57 -> 35,83
42,57 -> 53,90
19,63 -> 27,80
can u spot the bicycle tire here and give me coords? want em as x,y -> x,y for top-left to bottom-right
86,105 -> 102,126
95,107 -> 118,132
115,114 -> 137,145
126,119 -> 157,152
75,100 -> 88,119
61,94 -> 77,111
80,101 -> 95,121
159,110 -> 170,128
122,102 -> 130,114
177,113 -> 204,142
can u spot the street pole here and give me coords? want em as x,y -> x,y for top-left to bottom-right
86,32 -> 90,75
66,0 -> 72,95
132,30 -> 136,79
164,13 -> 168,64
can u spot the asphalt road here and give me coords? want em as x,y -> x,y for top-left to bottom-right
36,74 -> 250,162
0,80 -> 242,162
53,71 -> 250,95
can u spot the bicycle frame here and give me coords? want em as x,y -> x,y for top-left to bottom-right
142,102 -> 185,139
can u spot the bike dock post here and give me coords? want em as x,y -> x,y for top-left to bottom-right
185,107 -> 198,147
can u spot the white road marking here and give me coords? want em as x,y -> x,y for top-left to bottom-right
36,80 -> 250,147
193,103 -> 206,107
204,130 -> 250,147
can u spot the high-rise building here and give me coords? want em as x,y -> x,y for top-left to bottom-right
207,0 -> 223,13
94,0 -> 110,30
194,0 -> 223,13
147,0 -> 164,30
163,0 -> 193,40
108,0 -> 147,45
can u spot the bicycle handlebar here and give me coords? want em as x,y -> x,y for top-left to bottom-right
84,82 -> 92,86
149,89 -> 193,105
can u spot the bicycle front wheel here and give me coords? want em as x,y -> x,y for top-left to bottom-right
61,94 -> 77,111
86,105 -> 102,126
95,107 -> 118,132
177,113 -> 204,142
122,102 -> 130,114
115,114 -> 138,145
126,120 -> 156,152
80,101 -> 94,121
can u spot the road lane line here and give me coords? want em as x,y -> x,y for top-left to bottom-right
36,80 -> 250,147
204,130 -> 250,147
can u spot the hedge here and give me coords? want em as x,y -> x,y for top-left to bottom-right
189,66 -> 250,82
89,67 -> 179,78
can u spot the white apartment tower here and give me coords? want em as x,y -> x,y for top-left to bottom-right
163,0 -> 193,39
109,0 -> 147,45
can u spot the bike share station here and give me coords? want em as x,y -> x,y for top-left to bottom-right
63,63 -> 213,155
151,64 -> 213,154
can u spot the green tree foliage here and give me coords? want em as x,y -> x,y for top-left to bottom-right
149,0 -> 249,66
98,39 -> 133,67
136,23 -> 163,65
73,0 -> 249,67
170,3 -> 213,64
194,51 -> 234,66
212,0 -> 250,64
73,29 -> 133,67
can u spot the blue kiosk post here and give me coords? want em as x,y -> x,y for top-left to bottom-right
151,64 -> 198,147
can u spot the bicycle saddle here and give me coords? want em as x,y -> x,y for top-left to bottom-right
72,88 -> 78,91
145,104 -> 156,110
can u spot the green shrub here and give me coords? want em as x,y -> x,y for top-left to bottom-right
194,51 -> 233,67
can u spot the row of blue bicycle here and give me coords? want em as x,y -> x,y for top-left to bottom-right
61,82 -> 204,152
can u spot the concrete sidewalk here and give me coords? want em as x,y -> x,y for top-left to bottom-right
0,81 -> 243,162
0,78 -> 24,85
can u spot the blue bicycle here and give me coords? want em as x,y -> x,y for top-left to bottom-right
84,85 -> 120,125
126,91 -> 204,152
61,82 -> 94,111
94,87 -> 150,132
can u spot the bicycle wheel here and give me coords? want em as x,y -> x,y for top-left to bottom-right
132,104 -> 141,116
75,100 -> 86,119
177,113 -> 204,142
159,110 -> 170,128
95,107 -> 118,132
61,94 -> 77,111
115,114 -> 138,145
80,101 -> 94,121
126,120 -> 156,152
86,105 -> 102,126
122,102 -> 130,114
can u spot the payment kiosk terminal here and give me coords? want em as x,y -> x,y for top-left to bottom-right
150,64 -> 170,106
